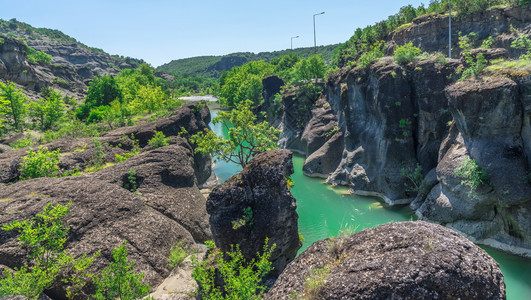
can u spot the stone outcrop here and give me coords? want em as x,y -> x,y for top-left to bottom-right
0,102 -> 213,298
391,6 -> 531,59
417,76 -> 531,257
266,221 -> 506,300
206,150 -> 301,284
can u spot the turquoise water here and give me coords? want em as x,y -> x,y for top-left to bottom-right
209,109 -> 531,299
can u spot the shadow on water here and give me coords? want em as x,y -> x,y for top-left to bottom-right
209,108 -> 531,300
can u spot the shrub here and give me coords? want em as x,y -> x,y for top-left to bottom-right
168,241 -> 189,268
454,158 -> 490,196
92,242 -> 150,300
400,163 -> 425,193
303,266 -> 330,300
192,239 -> 275,299
0,202 -> 98,299
358,41 -> 385,68
9,135 -> 35,149
394,42 -> 422,65
26,46 -> 52,64
148,131 -> 170,148
19,146 -> 61,180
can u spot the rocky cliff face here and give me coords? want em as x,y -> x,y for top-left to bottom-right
274,7 -> 531,257
266,221 -> 506,300
0,19 -> 144,101
0,37 -> 88,100
0,102 -> 213,298
284,59 -> 530,256
207,150 -> 301,285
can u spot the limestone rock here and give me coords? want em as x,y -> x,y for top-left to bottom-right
266,221 -> 505,300
207,150 -> 300,284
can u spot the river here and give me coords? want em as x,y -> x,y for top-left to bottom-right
209,108 -> 531,300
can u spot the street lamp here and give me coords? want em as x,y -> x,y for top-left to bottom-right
449,0 -> 452,58
313,11 -> 325,48
291,36 -> 299,50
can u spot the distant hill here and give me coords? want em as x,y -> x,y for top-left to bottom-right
157,44 -> 340,78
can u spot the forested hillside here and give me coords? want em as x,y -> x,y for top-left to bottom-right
157,44 -> 339,77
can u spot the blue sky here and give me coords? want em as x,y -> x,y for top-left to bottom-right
0,0 -> 426,67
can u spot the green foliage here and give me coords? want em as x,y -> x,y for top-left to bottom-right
303,266 -> 330,300
0,81 -> 28,133
148,131 -> 171,149
290,55 -> 327,83
0,202 -> 98,299
124,170 -> 137,192
25,45 -> 52,64
454,158 -> 490,196
218,61 -> 274,108
400,163 -> 425,193
394,42 -> 422,65
190,100 -> 280,168
9,135 -> 35,149
93,242 -> 150,300
232,207 -> 254,230
168,242 -> 189,269
19,146 -> 61,180
28,88 -> 66,130
325,126 -> 339,139
91,139 -> 105,168
76,75 -> 123,121
192,239 -> 275,300
357,41 -> 385,68
458,32 -> 487,80
156,45 -> 340,78
40,119 -> 108,143
481,36 -> 494,49
511,34 -> 531,59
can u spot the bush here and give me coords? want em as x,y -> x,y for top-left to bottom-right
0,202 -> 98,299
454,158 -> 490,196
92,242 -> 150,300
168,242 -> 189,268
19,146 -> 61,180
26,46 -> 52,64
148,131 -> 170,148
192,239 -> 275,299
394,42 -> 422,65
358,41 -> 385,68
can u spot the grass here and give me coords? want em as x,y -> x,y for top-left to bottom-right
84,162 -> 115,173
486,58 -> 531,76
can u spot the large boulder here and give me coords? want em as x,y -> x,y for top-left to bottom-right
266,221 -> 505,300
206,150 -> 301,284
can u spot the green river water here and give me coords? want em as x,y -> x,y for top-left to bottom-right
210,109 -> 531,300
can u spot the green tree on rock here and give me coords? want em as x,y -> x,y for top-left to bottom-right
190,100 -> 280,168
0,81 -> 28,132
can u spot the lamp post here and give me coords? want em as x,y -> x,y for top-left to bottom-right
313,11 -> 325,48
449,0 -> 452,58
291,36 -> 299,50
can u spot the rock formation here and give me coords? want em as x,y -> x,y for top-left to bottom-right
266,221 -> 506,300
206,150 -> 301,284
274,6 -> 531,256
0,102 -> 213,298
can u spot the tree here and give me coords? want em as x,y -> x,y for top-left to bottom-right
28,88 -> 66,130
0,81 -> 28,132
190,100 -> 280,168
92,242 -> 150,300
76,75 -> 123,121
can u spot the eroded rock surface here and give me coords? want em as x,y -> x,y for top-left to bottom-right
207,150 -> 300,284
266,221 -> 506,300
